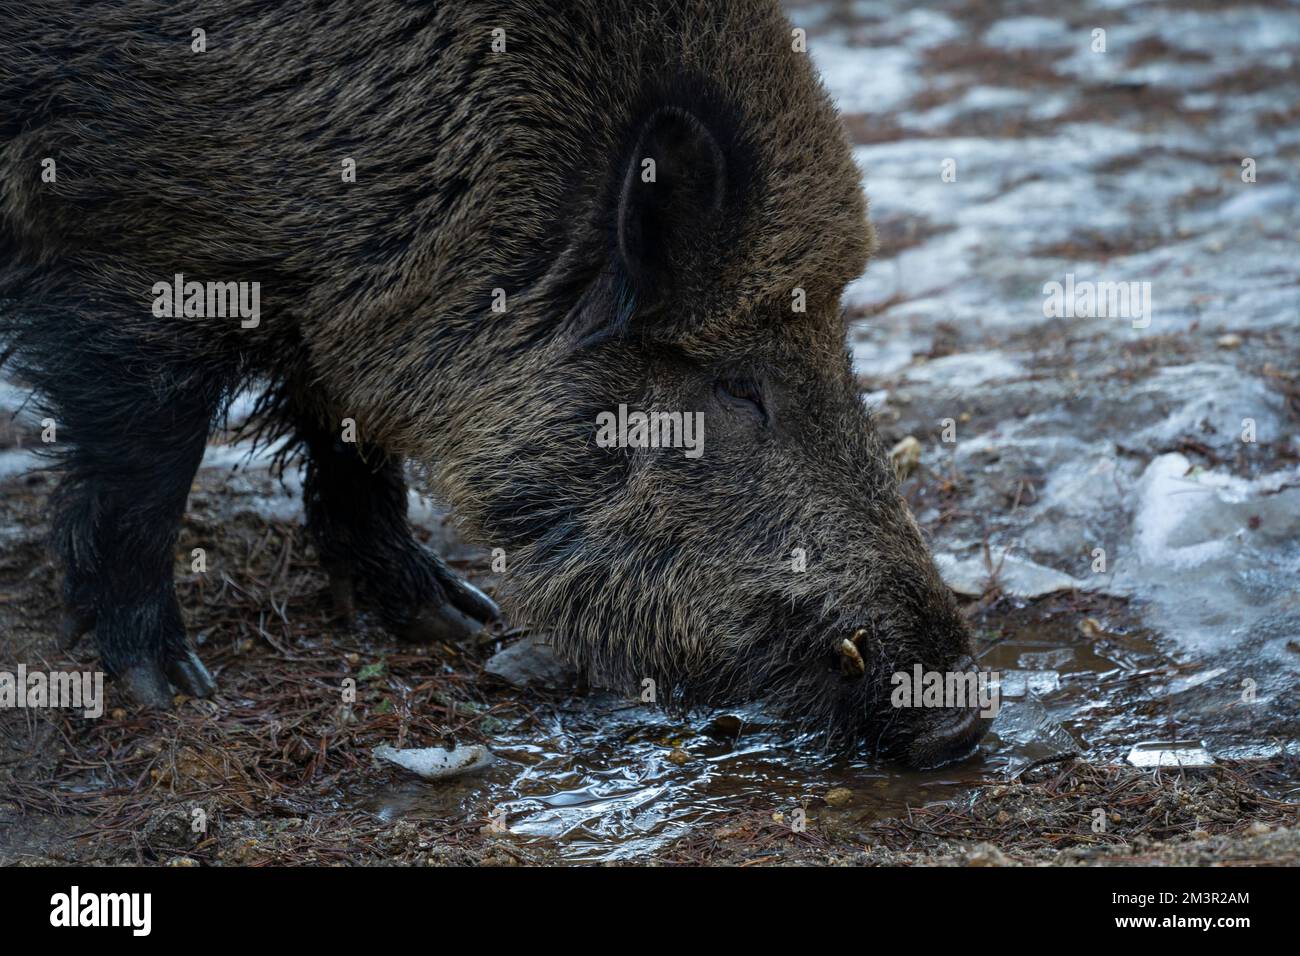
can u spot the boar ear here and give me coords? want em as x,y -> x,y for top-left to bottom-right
615,106 -> 727,308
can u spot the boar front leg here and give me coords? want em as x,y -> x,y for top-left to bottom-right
292,408 -> 500,643
54,376 -> 219,708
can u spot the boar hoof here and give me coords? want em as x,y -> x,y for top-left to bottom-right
117,650 -> 215,709
398,601 -> 487,644
58,610 -> 95,650
392,564 -> 499,647
397,573 -> 500,644
165,648 -> 217,699
327,569 -> 357,622
440,576 -> 501,627
119,664 -> 177,710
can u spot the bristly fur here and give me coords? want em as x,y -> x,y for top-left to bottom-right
0,0 -> 983,764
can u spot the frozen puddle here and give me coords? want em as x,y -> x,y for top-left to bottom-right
1119,454 -> 1300,670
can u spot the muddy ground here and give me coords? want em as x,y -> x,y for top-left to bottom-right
2,0 -> 1299,865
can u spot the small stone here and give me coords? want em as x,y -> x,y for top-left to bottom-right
825,787 -> 853,808
1077,617 -> 1106,638
994,810 -> 1011,825
373,743 -> 494,780
889,435 -> 922,480
1246,821 -> 1272,836
1216,333 -> 1242,349
703,714 -> 746,738
966,843 -> 1012,867
485,637 -> 575,689
666,747 -> 689,766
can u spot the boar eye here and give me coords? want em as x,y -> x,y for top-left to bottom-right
716,378 -> 768,423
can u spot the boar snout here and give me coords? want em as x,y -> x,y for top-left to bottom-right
909,712 -> 987,770
904,658 -> 993,770
907,703 -> 992,770
877,650 -> 992,770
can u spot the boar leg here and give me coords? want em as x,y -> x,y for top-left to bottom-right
54,377 -> 219,708
295,415 -> 500,643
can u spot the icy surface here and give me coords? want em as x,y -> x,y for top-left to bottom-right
934,552 -> 1090,599
1126,741 -> 1215,769
810,0 -> 1299,744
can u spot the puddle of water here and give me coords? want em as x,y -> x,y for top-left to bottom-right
353,697 -> 987,862
351,607 -> 1215,862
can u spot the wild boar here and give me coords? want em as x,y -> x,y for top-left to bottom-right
0,0 -> 988,767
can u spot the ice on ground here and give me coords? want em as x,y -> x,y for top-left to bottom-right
996,671 -> 1063,699
909,86 -> 1038,132
0,449 -> 41,479
198,437 -> 304,521
903,351 -> 1026,390
1113,454 -> 1300,668
851,331 -> 916,379
983,16 -> 1076,51
1018,648 -> 1075,670
990,697 -> 1079,763
1126,741 -> 1215,769
809,43 -> 920,115
1129,366 -> 1288,455
0,381 -> 41,422
1218,184 -> 1297,222
936,552 -> 1092,600
1156,7 -> 1300,56
819,0 -> 1300,750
